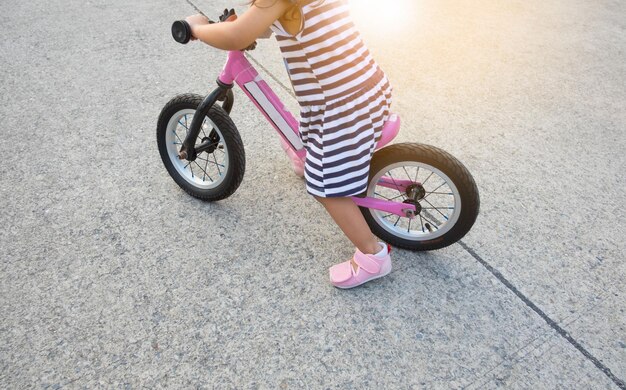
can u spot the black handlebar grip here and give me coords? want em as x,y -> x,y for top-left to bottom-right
172,20 -> 192,44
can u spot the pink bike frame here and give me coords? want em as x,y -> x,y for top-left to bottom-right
217,50 -> 416,218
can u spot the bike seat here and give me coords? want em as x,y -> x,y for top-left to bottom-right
375,113 -> 401,150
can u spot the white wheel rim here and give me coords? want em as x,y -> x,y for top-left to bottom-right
165,109 -> 229,190
367,161 -> 462,241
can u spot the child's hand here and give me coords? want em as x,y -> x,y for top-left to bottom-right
185,14 -> 210,40
218,8 -> 238,23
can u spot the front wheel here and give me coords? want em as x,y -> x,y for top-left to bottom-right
156,93 -> 245,201
360,143 -> 480,251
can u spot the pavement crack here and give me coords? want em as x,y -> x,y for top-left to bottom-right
458,240 -> 626,390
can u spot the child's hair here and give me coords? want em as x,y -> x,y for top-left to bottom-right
248,0 -> 325,23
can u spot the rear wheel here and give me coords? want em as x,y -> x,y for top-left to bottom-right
360,143 -> 479,251
156,93 -> 245,201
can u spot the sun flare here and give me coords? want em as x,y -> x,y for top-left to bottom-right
349,0 -> 417,34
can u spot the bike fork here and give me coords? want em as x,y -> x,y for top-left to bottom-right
178,80 -> 234,161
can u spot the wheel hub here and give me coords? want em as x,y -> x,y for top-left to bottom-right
406,184 -> 426,201
201,130 -> 220,154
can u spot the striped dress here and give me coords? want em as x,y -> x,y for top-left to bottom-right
270,0 -> 393,197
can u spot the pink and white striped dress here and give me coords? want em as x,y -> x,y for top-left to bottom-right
270,0 -> 393,197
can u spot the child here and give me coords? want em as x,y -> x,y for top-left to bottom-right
185,0 -> 393,288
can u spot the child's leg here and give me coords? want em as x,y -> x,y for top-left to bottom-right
314,196 -> 383,255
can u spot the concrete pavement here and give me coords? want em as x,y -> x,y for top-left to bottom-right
1,0 -> 624,388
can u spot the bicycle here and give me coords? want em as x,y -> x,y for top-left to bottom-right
156,10 -> 480,251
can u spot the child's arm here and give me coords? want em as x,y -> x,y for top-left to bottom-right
186,0 -> 291,51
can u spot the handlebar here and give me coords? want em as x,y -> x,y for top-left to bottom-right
171,8 -> 235,45
171,20 -> 193,44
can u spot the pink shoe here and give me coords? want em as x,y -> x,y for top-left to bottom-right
279,138 -> 304,177
329,245 -> 392,289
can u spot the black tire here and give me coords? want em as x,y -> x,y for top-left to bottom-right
360,143 -> 479,251
156,93 -> 245,201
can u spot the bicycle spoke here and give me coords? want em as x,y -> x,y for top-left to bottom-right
188,162 -> 194,178
374,192 -> 392,201
402,166 -> 413,182
200,118 -> 208,138
407,218 -> 411,233
421,211 -> 441,229
421,171 -> 434,186
203,157 -> 210,182
196,155 -> 225,168
422,198 -> 450,219
424,182 -> 447,199
419,214 -> 425,232
393,216 -> 401,227
173,130 -> 183,144
212,153 -> 221,175
375,189 -> 405,202
386,170 -> 407,200
414,166 -> 420,183
193,161 -> 211,181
